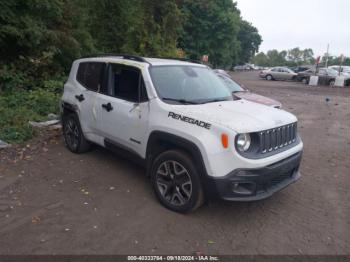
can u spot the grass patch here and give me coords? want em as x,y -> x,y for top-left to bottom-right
0,86 -> 61,144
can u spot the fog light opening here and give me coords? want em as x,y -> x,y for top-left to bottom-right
232,182 -> 256,195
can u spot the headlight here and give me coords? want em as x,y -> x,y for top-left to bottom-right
236,133 -> 251,152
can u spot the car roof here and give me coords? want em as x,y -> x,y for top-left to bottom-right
272,66 -> 288,69
76,55 -> 206,67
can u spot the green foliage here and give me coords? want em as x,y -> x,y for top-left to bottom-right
0,0 -> 262,143
321,55 -> 350,66
252,48 -> 318,67
287,48 -> 314,65
178,0 -> 241,67
89,0 -> 181,57
0,87 -> 62,143
0,64 -> 27,91
237,20 -> 262,64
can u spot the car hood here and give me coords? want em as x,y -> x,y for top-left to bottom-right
234,91 -> 282,108
340,73 -> 350,78
175,100 -> 297,133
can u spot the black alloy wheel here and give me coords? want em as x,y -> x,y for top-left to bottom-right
151,150 -> 204,213
63,114 -> 91,153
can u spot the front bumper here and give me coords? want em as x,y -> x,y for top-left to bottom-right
205,151 -> 302,201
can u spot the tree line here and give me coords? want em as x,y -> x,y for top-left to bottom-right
252,47 -> 350,67
0,0 -> 262,91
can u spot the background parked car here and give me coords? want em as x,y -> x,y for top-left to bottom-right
213,69 -> 231,78
259,67 -> 297,81
233,64 -> 253,71
290,65 -> 312,73
297,67 -> 349,86
329,65 -> 350,76
215,71 -> 282,108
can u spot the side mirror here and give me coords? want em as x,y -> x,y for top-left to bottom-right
232,92 -> 241,100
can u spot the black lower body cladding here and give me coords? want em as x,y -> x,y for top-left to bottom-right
205,151 -> 303,201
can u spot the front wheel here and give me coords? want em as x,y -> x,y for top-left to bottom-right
151,150 -> 204,213
301,78 -> 308,84
266,75 -> 273,81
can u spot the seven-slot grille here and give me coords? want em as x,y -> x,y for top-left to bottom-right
259,123 -> 297,154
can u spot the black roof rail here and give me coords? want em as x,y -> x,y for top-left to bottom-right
80,54 -> 151,65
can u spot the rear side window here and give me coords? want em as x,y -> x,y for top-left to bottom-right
76,62 -> 106,92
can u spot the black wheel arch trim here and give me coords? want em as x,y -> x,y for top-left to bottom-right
62,102 -> 78,111
146,131 -> 214,199
61,102 -> 79,119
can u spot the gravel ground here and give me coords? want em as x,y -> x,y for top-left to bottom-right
0,71 -> 349,255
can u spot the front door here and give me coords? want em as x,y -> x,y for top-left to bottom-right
95,63 -> 149,155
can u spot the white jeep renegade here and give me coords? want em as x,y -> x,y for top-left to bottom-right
61,55 -> 303,213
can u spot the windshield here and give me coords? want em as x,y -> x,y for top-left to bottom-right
216,74 -> 244,92
325,68 -> 338,76
150,66 -> 233,104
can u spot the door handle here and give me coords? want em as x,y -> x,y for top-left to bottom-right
102,103 -> 113,112
75,94 -> 85,102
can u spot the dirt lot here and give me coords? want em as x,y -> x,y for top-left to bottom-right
0,71 -> 349,255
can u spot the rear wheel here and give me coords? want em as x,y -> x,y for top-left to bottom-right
266,75 -> 273,81
151,150 -> 204,213
62,113 -> 91,153
329,79 -> 335,87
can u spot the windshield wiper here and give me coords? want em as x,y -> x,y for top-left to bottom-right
202,98 -> 231,104
162,97 -> 201,104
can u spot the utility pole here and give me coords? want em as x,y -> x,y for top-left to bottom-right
339,54 -> 344,76
325,44 -> 330,68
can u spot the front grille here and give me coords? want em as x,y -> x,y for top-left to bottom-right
259,123 -> 297,154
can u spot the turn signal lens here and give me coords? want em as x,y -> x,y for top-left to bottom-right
221,134 -> 229,148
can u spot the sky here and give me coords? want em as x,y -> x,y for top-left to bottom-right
235,0 -> 350,57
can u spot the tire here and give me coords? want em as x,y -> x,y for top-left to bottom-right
301,78 -> 308,85
62,113 -> 91,153
266,75 -> 273,81
329,79 -> 335,87
151,150 -> 204,213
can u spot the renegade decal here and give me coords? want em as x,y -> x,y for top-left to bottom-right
168,112 -> 211,130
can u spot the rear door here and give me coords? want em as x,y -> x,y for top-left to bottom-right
318,69 -> 331,85
271,67 -> 282,79
279,68 -> 292,80
95,63 -> 149,155
75,62 -> 106,136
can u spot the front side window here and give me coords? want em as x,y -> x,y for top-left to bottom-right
305,69 -> 314,74
149,66 -> 232,104
108,64 -> 147,102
